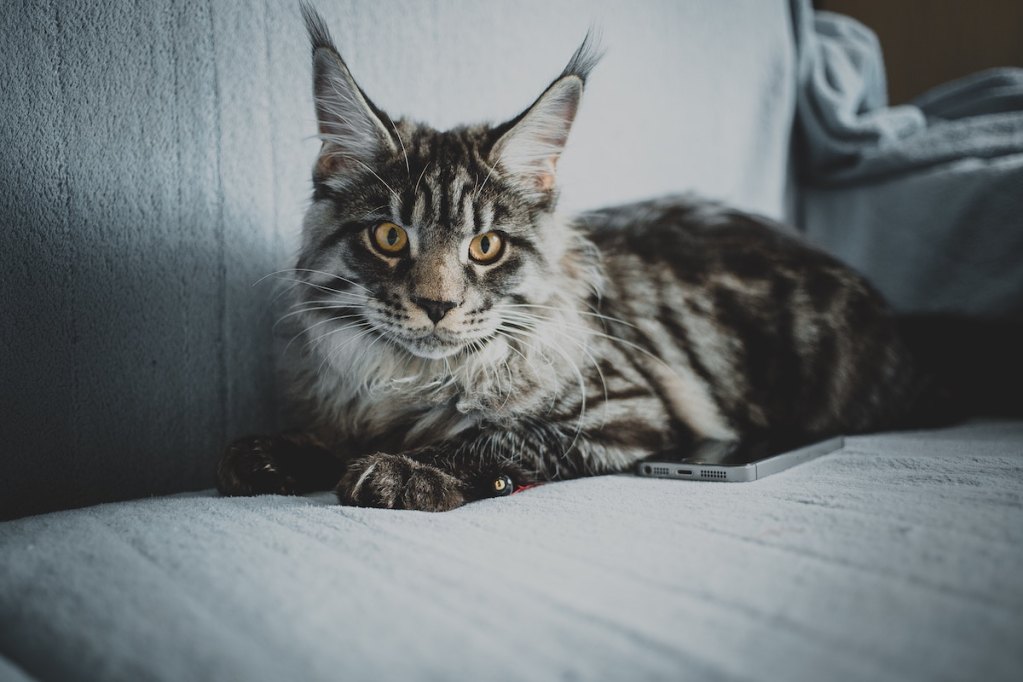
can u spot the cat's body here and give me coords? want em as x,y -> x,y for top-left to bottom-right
216,7 -> 930,510
286,196 -> 922,467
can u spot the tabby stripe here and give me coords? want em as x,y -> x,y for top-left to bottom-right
470,195 -> 480,231
421,179 -> 435,225
400,184 -> 415,226
601,386 -> 654,402
615,324 -> 692,440
438,170 -> 452,228
656,304 -> 720,406
316,220 -> 367,255
491,200 -> 510,226
504,234 -> 540,256
588,418 -> 667,452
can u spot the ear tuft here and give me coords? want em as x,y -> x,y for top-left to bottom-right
489,77 -> 583,199
301,3 -> 396,179
488,32 -> 602,202
559,29 -> 605,85
300,1 -> 336,54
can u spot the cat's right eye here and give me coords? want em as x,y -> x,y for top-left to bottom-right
468,231 -> 505,264
370,222 -> 408,256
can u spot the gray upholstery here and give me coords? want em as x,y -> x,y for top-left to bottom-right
1,422 -> 1021,681
0,0 -> 797,520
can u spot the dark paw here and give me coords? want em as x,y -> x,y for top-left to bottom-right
217,435 -> 299,496
336,453 -> 466,512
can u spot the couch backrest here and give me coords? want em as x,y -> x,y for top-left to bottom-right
0,0 -> 796,519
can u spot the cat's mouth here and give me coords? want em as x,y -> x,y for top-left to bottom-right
398,328 -> 492,360
394,329 -> 468,359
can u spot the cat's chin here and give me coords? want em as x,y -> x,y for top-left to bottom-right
406,344 -> 463,360
398,332 -> 468,360
401,331 -> 497,360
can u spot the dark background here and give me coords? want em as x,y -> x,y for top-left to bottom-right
816,0 -> 1023,103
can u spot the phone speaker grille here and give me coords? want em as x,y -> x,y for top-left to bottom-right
700,469 -> 727,480
652,466 -> 670,476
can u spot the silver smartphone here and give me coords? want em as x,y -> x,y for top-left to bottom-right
635,436 -> 844,482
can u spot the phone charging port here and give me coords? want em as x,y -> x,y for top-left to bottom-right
677,469 -> 692,476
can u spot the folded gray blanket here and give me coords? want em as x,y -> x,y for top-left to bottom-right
794,3 -> 1023,184
792,0 -> 1023,317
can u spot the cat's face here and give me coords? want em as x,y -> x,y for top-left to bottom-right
295,8 -> 599,361
298,123 -> 562,360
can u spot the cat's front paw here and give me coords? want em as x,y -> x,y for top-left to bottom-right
337,453 -> 466,512
217,435 -> 298,496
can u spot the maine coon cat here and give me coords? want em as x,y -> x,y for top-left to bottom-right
216,6 -> 933,511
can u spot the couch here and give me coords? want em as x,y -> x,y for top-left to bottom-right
2,1 -> 1021,680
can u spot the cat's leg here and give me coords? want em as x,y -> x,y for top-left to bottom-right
335,452 -> 476,512
336,426 -> 623,512
335,448 -> 526,512
217,431 -> 346,496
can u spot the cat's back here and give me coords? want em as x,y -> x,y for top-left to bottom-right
578,194 -> 847,281
576,194 -> 923,439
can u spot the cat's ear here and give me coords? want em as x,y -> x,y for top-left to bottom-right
302,4 -> 397,179
489,32 -> 603,201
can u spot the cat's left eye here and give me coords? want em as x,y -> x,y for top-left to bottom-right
468,231 -> 505,264
370,222 -> 408,255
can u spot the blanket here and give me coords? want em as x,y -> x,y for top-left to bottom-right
792,2 -> 1023,316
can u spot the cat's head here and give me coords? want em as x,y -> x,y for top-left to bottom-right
294,5 -> 601,364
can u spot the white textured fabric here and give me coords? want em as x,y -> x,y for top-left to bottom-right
2,421 -> 1021,681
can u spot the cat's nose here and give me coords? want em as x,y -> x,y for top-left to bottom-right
412,297 -> 459,324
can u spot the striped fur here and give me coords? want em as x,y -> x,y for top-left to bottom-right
216,7 -> 926,511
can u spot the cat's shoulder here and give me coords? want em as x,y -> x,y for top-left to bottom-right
576,193 -> 792,240
574,193 -> 864,285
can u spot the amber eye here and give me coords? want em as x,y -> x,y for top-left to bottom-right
370,222 -> 408,255
468,231 -> 505,264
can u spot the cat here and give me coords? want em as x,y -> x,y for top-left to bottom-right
216,5 -> 935,511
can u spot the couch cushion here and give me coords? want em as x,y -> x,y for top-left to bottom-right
0,0 -> 798,520
2,421 -> 1021,681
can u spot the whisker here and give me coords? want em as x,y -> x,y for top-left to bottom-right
495,331 -> 529,365
278,295 -> 364,314
272,276 -> 371,301
414,160 -> 432,196
491,330 -> 556,412
500,325 -> 586,466
348,156 -> 399,202
536,324 -> 610,429
494,303 -> 637,330
281,292 -> 369,310
259,268 -> 374,295
390,121 -> 411,180
273,303 -> 360,331
276,298 -> 368,327
353,329 -> 390,392
497,309 -> 671,374
474,162 -> 497,201
286,312 -> 366,354
317,322 -> 376,377
498,320 -> 589,459
496,308 -> 613,429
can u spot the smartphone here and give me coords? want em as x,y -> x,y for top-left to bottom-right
635,436 -> 844,482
